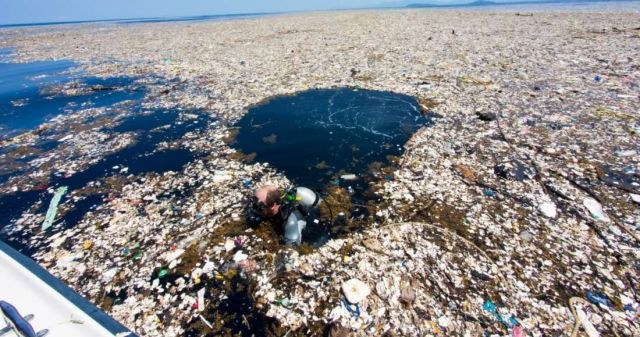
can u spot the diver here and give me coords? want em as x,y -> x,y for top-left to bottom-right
248,184 -> 326,245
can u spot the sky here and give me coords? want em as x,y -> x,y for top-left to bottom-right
0,0 -> 481,25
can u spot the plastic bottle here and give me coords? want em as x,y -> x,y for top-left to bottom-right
284,210 -> 306,245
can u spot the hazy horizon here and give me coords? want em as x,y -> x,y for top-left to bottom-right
0,0 -> 567,26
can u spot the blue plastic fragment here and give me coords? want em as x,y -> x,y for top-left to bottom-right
483,188 -> 495,197
594,75 -> 602,82
483,299 -> 517,329
624,304 -> 635,311
483,299 -> 496,312
342,298 -> 360,318
586,291 -> 613,307
241,178 -> 254,189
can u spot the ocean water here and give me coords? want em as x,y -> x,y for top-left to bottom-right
1,1 -> 638,30
0,51 -> 144,139
116,12 -> 271,25
234,88 -> 432,195
0,13 -> 272,29
0,53 -> 208,253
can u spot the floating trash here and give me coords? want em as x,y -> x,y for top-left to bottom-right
41,186 -> 68,230
342,278 -> 371,304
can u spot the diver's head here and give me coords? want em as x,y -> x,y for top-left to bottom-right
254,185 -> 281,217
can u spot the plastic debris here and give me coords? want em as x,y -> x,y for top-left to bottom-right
483,188 -> 495,197
471,270 -> 492,281
511,325 -> 525,337
583,198 -> 611,222
1,7 -> 639,337
576,307 -> 601,337
476,111 -> 497,121
400,286 -> 416,304
620,294 -> 635,307
340,174 -> 358,180
519,230 -> 534,242
196,288 -> 205,312
212,170 -> 232,183
483,300 -> 518,329
615,150 -> 636,157
437,315 -> 451,328
41,186 -> 68,230
223,239 -> 235,252
275,297 -> 296,309
240,178 -> 254,189
102,268 -> 118,283
538,201 -> 557,218
341,278 -> 370,304
131,252 -> 142,261
233,250 -> 248,263
341,298 -> 360,318
586,291 -> 613,308
199,315 -> 213,329
233,237 -> 243,247
158,269 -> 169,278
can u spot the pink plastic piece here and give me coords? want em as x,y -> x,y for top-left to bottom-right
234,237 -> 243,247
511,325 -> 525,337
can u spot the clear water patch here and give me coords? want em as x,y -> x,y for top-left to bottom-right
234,88 -> 432,194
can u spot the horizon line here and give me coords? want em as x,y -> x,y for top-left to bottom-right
0,0 -> 631,28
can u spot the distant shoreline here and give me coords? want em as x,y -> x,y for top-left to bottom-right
405,0 -> 640,9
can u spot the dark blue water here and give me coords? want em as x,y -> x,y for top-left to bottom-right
234,88 -> 430,194
0,53 -> 209,253
0,12 -> 272,28
0,110 -> 207,242
0,53 -> 144,139
116,12 -> 271,25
